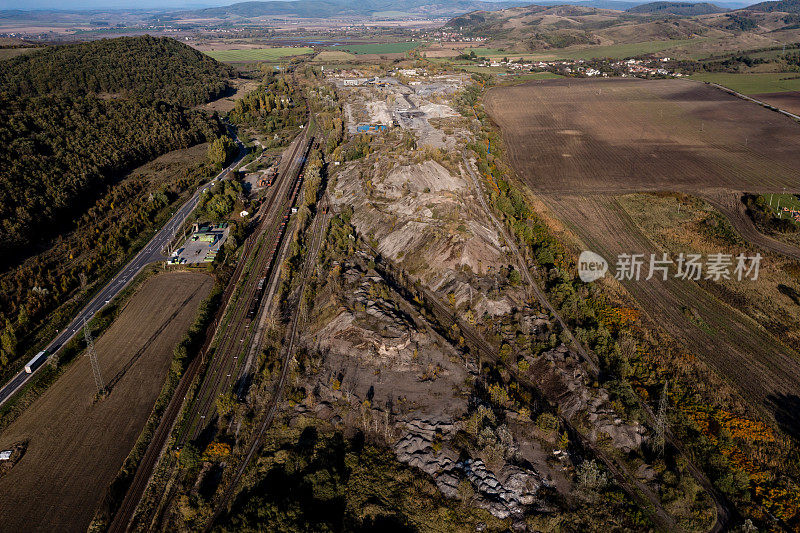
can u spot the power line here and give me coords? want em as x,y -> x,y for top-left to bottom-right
83,318 -> 105,397
655,381 -> 669,458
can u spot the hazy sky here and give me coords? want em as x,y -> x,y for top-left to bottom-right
0,0 -> 232,9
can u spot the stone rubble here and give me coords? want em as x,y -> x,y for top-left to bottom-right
393,418 -> 549,520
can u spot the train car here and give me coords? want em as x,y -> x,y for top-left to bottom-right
24,350 -> 49,373
247,278 -> 267,320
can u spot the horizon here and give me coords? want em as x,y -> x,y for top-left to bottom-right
0,0 -> 755,12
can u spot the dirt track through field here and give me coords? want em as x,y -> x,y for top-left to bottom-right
0,271 -> 212,533
486,78 -> 800,437
703,190 -> 800,261
547,194 -> 800,426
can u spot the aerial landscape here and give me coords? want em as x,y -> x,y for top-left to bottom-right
1,0 -> 800,530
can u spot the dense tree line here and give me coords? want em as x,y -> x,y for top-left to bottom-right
465,92 -> 800,528
198,179 -> 244,223
207,135 -> 238,170
0,155 -> 220,371
0,36 -> 233,107
0,93 -> 221,257
0,36 -> 232,261
0,35 -> 236,372
228,72 -> 306,139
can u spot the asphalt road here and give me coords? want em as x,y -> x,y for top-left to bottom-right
0,137 -> 246,407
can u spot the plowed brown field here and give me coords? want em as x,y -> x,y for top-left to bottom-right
486,78 -> 800,194
754,91 -> 800,117
0,271 -> 212,533
486,78 -> 800,436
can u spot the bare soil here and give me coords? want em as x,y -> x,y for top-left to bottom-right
198,78 -> 260,114
485,78 -> 800,194
0,272 -> 212,533
485,78 -> 800,435
753,91 -> 800,117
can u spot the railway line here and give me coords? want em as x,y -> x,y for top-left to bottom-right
460,143 -> 732,532
176,131 -> 313,446
107,131 -> 313,533
209,192 -> 331,526
358,240 -> 678,532
0,133 -> 246,408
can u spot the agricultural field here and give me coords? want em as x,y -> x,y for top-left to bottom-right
336,41 -> 419,55
485,77 -> 800,434
0,272 -> 212,533
485,78 -> 800,194
753,92 -> 800,116
504,72 -> 563,81
312,50 -> 357,62
204,47 -> 313,62
549,38 -> 702,61
689,72 -> 800,95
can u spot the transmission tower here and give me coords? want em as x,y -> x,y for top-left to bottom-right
83,318 -> 105,396
655,381 -> 669,458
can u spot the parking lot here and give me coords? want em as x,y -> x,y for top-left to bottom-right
169,223 -> 230,265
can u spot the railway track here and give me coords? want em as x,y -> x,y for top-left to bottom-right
175,131 -> 312,446
209,193 -> 331,526
107,132 -> 312,533
359,242 -> 677,531
460,146 -> 732,532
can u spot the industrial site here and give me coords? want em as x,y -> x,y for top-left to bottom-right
1,0 -> 800,531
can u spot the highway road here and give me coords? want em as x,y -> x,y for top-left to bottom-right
0,135 -> 246,407
107,132 -> 313,533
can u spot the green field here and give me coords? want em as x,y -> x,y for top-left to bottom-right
689,72 -> 800,94
765,193 -> 800,219
204,47 -> 314,62
337,42 -> 419,55
463,47 -> 511,57
313,50 -> 358,62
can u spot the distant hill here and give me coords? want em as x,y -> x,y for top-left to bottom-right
444,3 -> 713,42
443,0 -> 798,52
529,0 -> 642,8
181,0 -> 525,18
745,0 -> 800,12
0,36 -> 232,107
627,1 -> 729,14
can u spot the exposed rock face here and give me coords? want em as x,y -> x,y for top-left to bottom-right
526,345 -> 647,453
393,418 -> 549,520
394,419 -> 462,498
332,158 -> 519,292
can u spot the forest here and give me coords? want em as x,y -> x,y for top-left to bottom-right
0,36 -> 232,261
0,36 -> 235,373
228,70 -> 306,147
0,36 -> 233,107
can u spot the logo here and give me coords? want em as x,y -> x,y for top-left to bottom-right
578,251 -> 608,283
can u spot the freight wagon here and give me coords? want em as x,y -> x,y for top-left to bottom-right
247,278 -> 267,320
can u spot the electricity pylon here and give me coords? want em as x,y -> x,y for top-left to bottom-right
83,318 -> 105,396
655,381 -> 668,458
